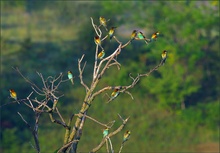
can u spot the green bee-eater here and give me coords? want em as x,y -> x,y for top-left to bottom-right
9,89 -> 20,104
103,128 -> 109,137
109,27 -> 117,41
150,31 -> 160,41
68,71 -> 74,85
99,16 -> 108,31
161,50 -> 167,65
122,130 -> 131,144
130,30 -> 137,42
137,31 -> 149,44
98,50 -> 105,59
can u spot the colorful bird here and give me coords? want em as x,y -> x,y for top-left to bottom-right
136,31 -> 149,44
130,30 -> 137,42
94,36 -> 101,46
99,16 -> 108,31
108,89 -> 120,102
9,89 -> 20,104
161,50 -> 167,65
137,31 -> 146,40
67,71 -> 74,85
103,128 -> 109,137
122,130 -> 131,144
150,31 -> 160,41
109,27 -> 117,41
98,50 -> 105,60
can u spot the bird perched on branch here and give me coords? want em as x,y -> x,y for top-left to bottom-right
108,89 -> 120,102
9,89 -> 20,104
136,31 -> 149,44
109,27 -> 117,41
67,71 -> 74,85
161,50 -> 167,65
122,130 -> 131,144
98,50 -> 105,60
99,16 -> 108,31
150,31 -> 160,42
103,128 -> 109,137
130,30 -> 137,43
94,36 -> 101,47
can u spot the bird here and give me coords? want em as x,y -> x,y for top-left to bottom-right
99,16 -> 108,31
98,50 -> 105,60
130,30 -> 137,43
161,50 -> 167,65
136,31 -> 149,44
109,27 -> 117,41
94,36 -> 101,47
67,71 -> 74,85
122,130 -> 131,144
150,31 -> 160,42
108,89 -> 120,102
103,128 -> 109,137
9,89 -> 20,104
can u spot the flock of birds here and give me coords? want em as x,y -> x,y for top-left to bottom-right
8,16 -> 169,144
9,16 -> 168,105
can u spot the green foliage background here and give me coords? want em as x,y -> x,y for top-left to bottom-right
1,1 -> 219,152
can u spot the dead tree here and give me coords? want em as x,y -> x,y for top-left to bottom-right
8,17 -> 166,153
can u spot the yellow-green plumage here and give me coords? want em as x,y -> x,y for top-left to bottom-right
98,50 -> 105,59
9,89 -> 20,104
130,30 -> 137,42
161,50 -> 167,65
122,130 -> 131,144
109,27 -> 116,41
151,31 -> 160,41
68,71 -> 74,85
103,128 -> 109,137
94,36 -> 101,46
99,16 -> 108,31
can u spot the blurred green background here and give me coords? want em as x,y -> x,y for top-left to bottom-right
1,1 -> 219,153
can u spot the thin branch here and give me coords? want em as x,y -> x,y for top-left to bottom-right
118,144 -> 124,153
90,117 -> 130,153
93,45 -> 99,79
27,91 -> 35,112
91,17 -> 101,37
78,54 -> 89,91
107,137 -> 114,153
55,107 -> 65,123
13,67 -> 43,95
95,44 -> 122,80
106,139 -> 109,153
17,112 -> 40,153
124,91 -> 134,100
58,140 -> 79,153
75,113 -> 115,128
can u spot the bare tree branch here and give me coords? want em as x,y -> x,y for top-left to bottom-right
17,112 -> 41,153
75,113 -> 115,128
90,117 -> 130,153
78,54 -> 89,91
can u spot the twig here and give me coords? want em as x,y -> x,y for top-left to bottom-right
106,139 -> 109,153
17,112 -> 40,153
13,67 -> 43,95
107,137 -> 114,153
27,91 -> 35,111
75,113 -> 115,129
57,140 -> 79,153
90,117 -> 129,153
78,54 -> 89,91
124,91 -> 134,100
118,144 -> 124,153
